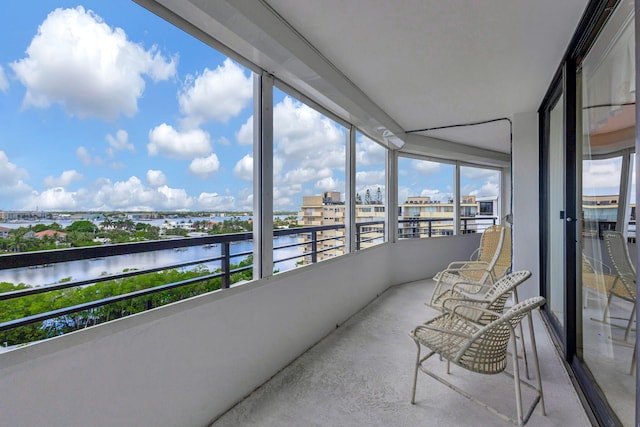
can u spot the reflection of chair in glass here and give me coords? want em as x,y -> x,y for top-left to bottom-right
581,253 -> 616,308
410,296 -> 546,426
430,225 -> 511,305
601,231 -> 636,343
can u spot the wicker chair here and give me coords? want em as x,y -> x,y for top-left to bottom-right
410,296 -> 546,426
430,224 -> 511,306
431,270 -> 532,324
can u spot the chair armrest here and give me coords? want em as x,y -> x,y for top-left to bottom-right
451,281 -> 493,295
445,260 -> 490,270
411,324 -> 473,340
451,303 -> 501,320
440,297 -> 491,313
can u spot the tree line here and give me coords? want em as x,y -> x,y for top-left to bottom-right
0,257 -> 253,347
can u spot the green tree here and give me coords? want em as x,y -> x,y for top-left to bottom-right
66,220 -> 98,233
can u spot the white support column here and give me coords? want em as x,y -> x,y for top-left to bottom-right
501,167 -> 511,224
253,72 -> 274,280
345,126 -> 356,252
512,112 -> 540,300
386,148 -> 398,243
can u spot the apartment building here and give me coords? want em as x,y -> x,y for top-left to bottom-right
300,192 -> 496,262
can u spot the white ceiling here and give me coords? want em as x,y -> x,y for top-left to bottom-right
263,0 -> 589,153
143,0 -> 590,157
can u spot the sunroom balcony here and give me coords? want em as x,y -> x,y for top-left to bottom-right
0,231 -> 589,426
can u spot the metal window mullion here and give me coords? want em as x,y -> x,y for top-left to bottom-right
346,126 -> 356,252
253,72 -> 274,279
386,149 -> 398,242
454,161 -> 461,235
617,150 -> 633,236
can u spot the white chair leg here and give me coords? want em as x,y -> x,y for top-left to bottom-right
411,340 -> 421,404
511,328 -> 524,426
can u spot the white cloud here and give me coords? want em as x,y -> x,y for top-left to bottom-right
0,65 -> 8,92
315,176 -> 341,191
91,176 -> 193,211
10,6 -> 176,120
196,192 -> 236,211
356,135 -> 386,166
179,59 -> 252,128
0,151 -> 32,200
583,158 -> 622,191
217,136 -> 231,146
189,154 -> 220,178
146,169 -> 166,187
271,96 -> 346,209
420,188 -> 449,202
147,123 -> 212,159
412,159 -> 440,174
235,188 -> 253,211
76,146 -> 92,166
273,185 -> 302,210
274,97 -> 344,167
472,182 -> 499,197
356,170 -> 385,186
27,187 -> 82,210
106,129 -> 134,152
284,167 -> 331,184
43,170 -> 83,188
233,154 -> 253,182
156,185 -> 193,210
461,166 -> 499,181
237,117 -> 253,145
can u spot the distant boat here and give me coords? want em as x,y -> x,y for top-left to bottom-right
174,247 -> 188,252
202,244 -> 217,249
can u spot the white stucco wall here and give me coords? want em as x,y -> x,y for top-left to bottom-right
0,235 -> 478,427
512,112 -> 541,300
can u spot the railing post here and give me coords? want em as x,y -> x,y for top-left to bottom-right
356,223 -> 361,251
222,242 -> 231,289
311,231 -> 318,263
463,218 -> 468,234
428,220 -> 432,238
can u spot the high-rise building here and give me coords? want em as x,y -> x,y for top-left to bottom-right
299,192 -> 497,263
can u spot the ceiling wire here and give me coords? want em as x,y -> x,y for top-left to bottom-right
404,117 -> 512,134
405,117 -> 514,231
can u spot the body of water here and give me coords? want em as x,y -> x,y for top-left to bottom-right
0,234 -> 303,287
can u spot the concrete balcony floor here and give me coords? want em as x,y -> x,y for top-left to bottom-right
210,278 -> 590,426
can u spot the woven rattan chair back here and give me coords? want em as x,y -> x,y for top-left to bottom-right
603,230 -> 636,300
465,225 -> 506,283
492,225 -> 512,279
456,296 -> 543,374
438,270 -> 531,324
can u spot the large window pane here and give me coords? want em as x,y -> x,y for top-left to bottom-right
398,156 -> 454,238
272,88 -> 346,268
0,1 -> 255,342
578,2 -> 635,424
355,132 -> 386,249
459,165 -> 501,233
547,94 -> 566,329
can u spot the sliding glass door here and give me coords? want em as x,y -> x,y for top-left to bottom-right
577,2 -> 636,424
541,1 -> 636,425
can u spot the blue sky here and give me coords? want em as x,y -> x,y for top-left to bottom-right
0,1 -> 501,213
